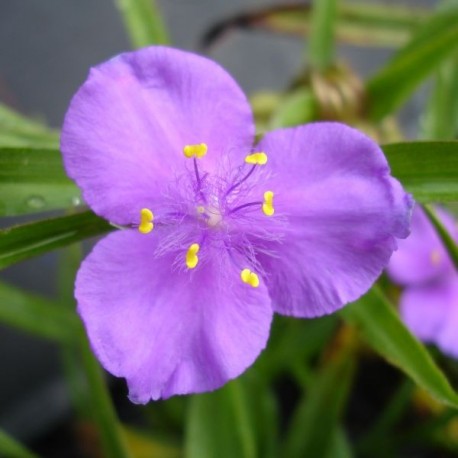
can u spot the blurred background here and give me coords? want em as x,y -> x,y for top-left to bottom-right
0,0 -> 442,456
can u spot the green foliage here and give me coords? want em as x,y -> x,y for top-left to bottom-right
382,141 -> 458,202
282,352 -> 355,458
0,429 -> 38,458
0,211 -> 113,269
0,281 -> 80,343
115,0 -> 169,47
367,8 -> 458,121
0,147 -> 80,216
342,287 -> 458,408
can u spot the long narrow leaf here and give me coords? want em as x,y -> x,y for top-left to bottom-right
0,281 -> 80,343
115,0 -> 169,47
0,210 -> 113,269
185,379 -> 257,458
0,147 -> 80,216
382,141 -> 458,202
0,103 -> 59,148
0,428 -> 38,458
367,9 -> 458,121
341,286 -> 458,408
283,352 -> 355,458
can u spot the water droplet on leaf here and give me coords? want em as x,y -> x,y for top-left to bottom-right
26,195 -> 46,209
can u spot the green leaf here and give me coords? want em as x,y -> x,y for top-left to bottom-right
382,141 -> 458,202
367,8 -> 458,121
341,286 -> 458,408
269,89 -> 317,129
0,210 -> 113,269
327,428 -> 354,458
80,332 -> 132,458
254,314 -> 337,380
0,428 -> 39,458
115,0 -> 169,48
308,0 -> 338,71
423,204 -> 458,270
0,281 -> 80,343
185,379 -> 258,458
0,103 -> 59,148
0,147 -> 80,216
422,52 -> 458,139
283,352 -> 355,458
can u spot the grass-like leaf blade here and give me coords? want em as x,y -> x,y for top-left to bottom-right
341,286 -> 458,408
0,281 -> 80,343
382,141 -> 458,202
367,8 -> 458,121
0,147 -> 80,216
0,210 -> 113,269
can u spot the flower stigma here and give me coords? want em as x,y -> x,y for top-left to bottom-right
137,143 -> 277,283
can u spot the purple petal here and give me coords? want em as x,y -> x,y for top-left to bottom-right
255,122 -> 413,317
400,277 -> 458,355
76,230 -> 272,402
388,206 -> 457,286
61,46 -> 254,225
434,278 -> 458,358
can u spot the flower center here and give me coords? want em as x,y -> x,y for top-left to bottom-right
136,143 -> 276,287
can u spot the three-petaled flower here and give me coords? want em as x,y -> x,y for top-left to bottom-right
61,46 -> 412,403
388,206 -> 458,357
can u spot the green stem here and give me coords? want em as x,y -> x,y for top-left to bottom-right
308,0 -> 338,70
0,429 -> 39,458
58,244 -> 89,420
115,0 -> 169,48
79,329 -> 132,458
229,381 -> 257,458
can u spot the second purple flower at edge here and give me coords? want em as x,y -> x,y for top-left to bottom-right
61,46 -> 413,403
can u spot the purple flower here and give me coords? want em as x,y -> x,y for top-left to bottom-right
387,206 -> 458,357
61,46 -> 412,403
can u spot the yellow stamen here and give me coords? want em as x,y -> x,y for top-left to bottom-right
183,143 -> 208,159
430,249 -> 441,266
186,243 -> 200,269
262,190 -> 274,216
196,206 -> 205,214
245,152 -> 268,165
139,208 -> 154,234
241,268 -> 260,288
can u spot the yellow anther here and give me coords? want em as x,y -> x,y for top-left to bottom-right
262,190 -> 274,216
241,269 -> 260,288
245,152 -> 268,165
430,249 -> 441,266
139,208 -> 154,234
186,243 -> 200,269
196,206 -> 205,214
183,143 -> 208,159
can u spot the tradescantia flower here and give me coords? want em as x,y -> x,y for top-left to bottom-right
387,206 -> 458,357
61,46 -> 412,403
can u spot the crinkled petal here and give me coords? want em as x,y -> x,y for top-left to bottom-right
61,46 -> 254,224
434,278 -> 458,358
76,230 -> 272,403
255,122 -> 413,317
388,206 -> 457,286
